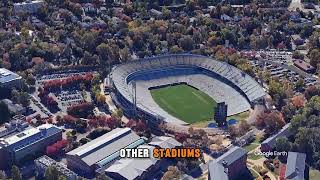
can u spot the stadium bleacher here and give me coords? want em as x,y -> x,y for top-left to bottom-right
111,54 -> 266,125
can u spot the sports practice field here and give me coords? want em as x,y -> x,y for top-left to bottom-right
150,84 -> 217,124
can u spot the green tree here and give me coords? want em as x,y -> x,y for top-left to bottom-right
170,45 -> 183,54
19,92 -> 30,107
162,6 -> 171,19
178,36 -> 194,51
81,32 -> 97,52
295,78 -> 305,91
45,166 -> 59,180
11,165 -> 21,180
58,176 -> 67,180
281,103 -> 296,122
0,101 -> 10,124
309,48 -> 320,68
96,174 -> 108,180
276,137 -> 291,152
97,43 -> 114,71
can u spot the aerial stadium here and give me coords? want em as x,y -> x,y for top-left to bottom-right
110,54 -> 266,125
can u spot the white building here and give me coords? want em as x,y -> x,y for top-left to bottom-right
35,155 -> 77,180
0,68 -> 22,89
13,0 -> 45,14
0,124 -> 62,169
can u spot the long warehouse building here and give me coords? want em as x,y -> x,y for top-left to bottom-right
66,128 -> 145,176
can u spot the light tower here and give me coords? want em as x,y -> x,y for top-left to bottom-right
131,80 -> 137,117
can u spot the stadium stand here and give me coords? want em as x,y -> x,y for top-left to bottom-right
111,54 -> 266,125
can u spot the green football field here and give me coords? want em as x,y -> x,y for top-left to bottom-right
150,84 -> 217,124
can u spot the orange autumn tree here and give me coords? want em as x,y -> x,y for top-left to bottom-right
291,95 -> 305,109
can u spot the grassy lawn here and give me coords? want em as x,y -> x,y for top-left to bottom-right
244,143 -> 259,152
151,84 -> 217,124
248,153 -> 264,160
190,121 -> 210,128
227,110 -> 250,121
310,168 -> 320,180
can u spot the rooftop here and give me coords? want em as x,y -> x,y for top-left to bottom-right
105,145 -> 158,180
0,68 -> 22,84
261,123 -> 291,148
1,99 -> 25,114
14,0 -> 44,5
35,155 -> 77,178
0,115 -> 29,138
67,128 -> 142,166
208,146 -> 247,180
293,60 -> 316,71
285,152 -> 306,180
0,124 -> 61,149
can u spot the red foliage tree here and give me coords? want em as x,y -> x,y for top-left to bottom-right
175,133 -> 188,143
304,85 -> 320,100
63,115 -> 78,125
42,73 -> 93,92
46,146 -> 58,156
126,119 -> 136,128
135,120 -> 147,131
256,111 -> 286,134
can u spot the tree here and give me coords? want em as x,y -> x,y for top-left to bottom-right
0,101 -> 10,124
292,51 -> 304,60
268,79 -> 293,107
120,47 -> 130,62
11,165 -> 21,180
281,103 -> 296,122
256,111 -> 286,134
45,166 -> 59,180
96,94 -> 106,105
19,92 -> 30,107
58,176 -> 67,180
162,6 -> 171,19
178,36 -> 194,51
20,27 -> 29,40
228,125 -> 239,137
170,45 -> 183,54
97,43 -> 114,71
291,96 -> 305,109
161,166 -> 181,180
276,137 -> 291,152
294,78 -> 304,91
304,85 -> 320,100
96,174 -> 108,180
309,48 -> 320,68
238,121 -> 251,136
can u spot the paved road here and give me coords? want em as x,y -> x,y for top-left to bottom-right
247,105 -> 266,125
165,122 -> 226,135
100,83 -> 117,112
